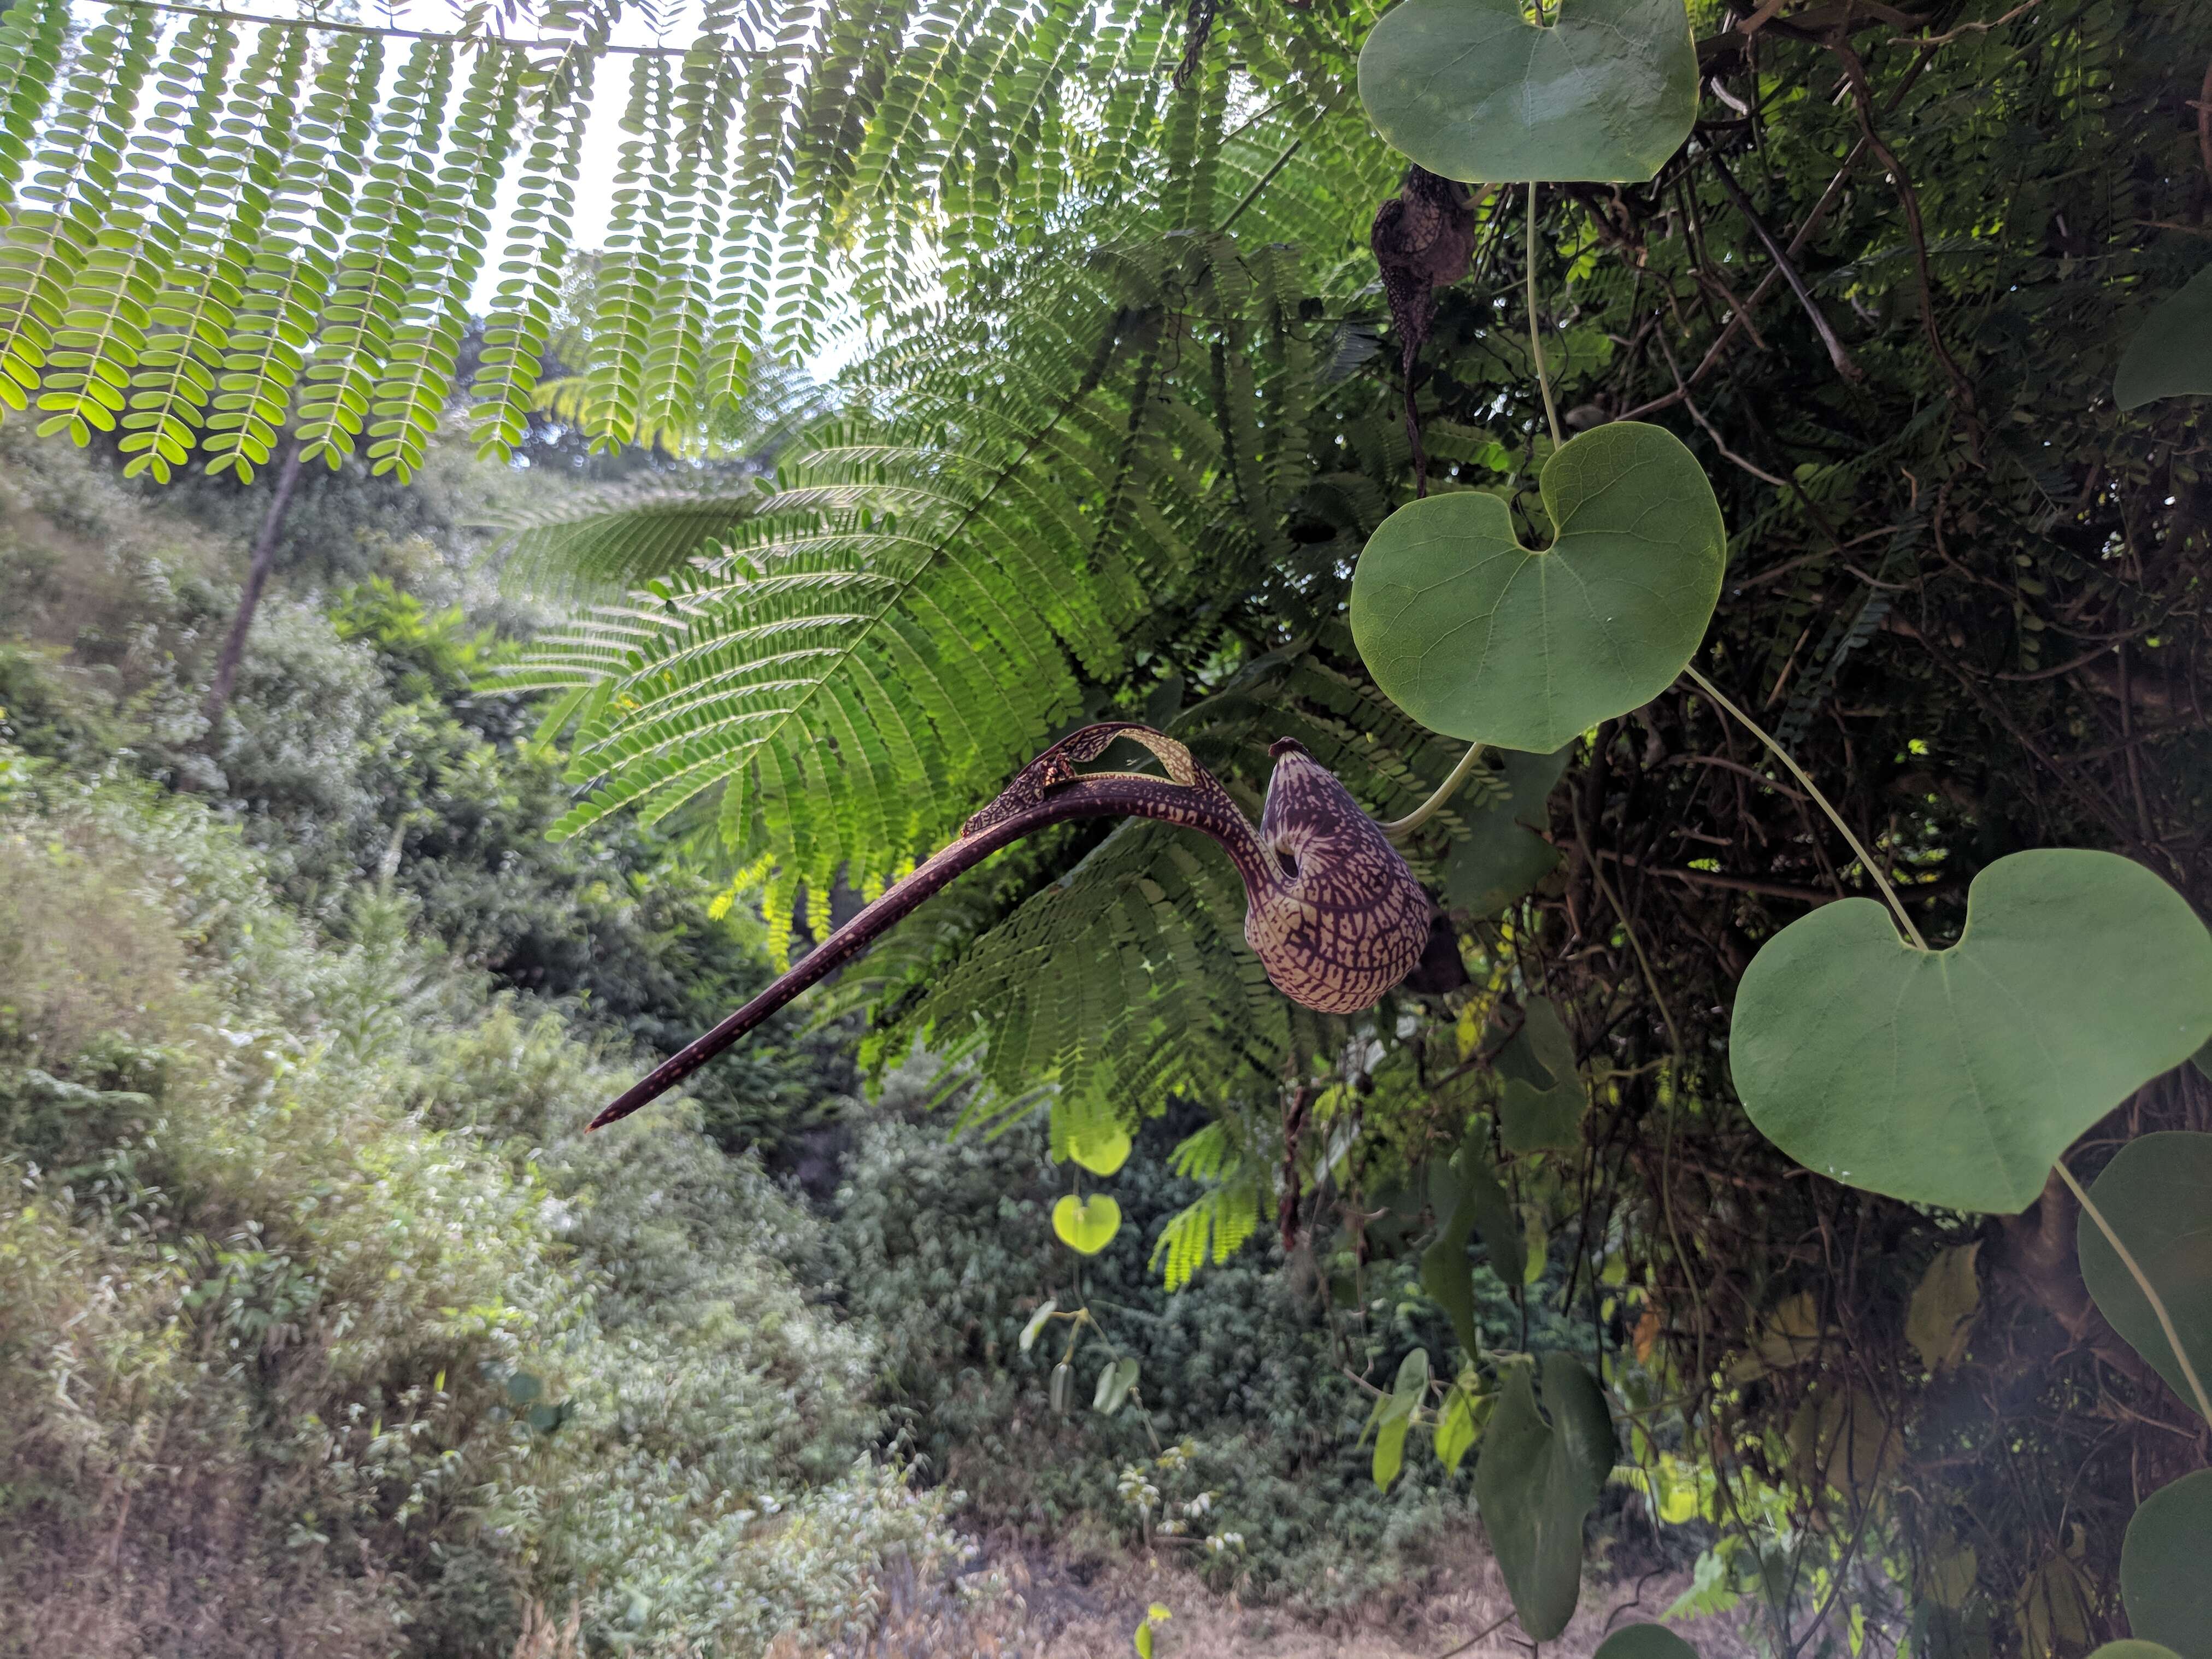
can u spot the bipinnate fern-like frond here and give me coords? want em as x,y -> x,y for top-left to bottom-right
501,203 -> 1532,1218
491,475 -> 769,601
0,5 -> 159,412
1151,1122 -> 1266,1291
0,0 -> 1390,476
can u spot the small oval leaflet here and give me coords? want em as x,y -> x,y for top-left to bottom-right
1731,849 -> 2212,1214
1359,0 -> 1697,184
2122,1470 -> 2212,1659
1052,1192 -> 1123,1255
2077,1132 -> 2212,1419
1351,422 -> 1727,755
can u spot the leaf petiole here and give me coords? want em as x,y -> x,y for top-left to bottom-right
1382,740 -> 1489,840
1527,181 -> 1563,449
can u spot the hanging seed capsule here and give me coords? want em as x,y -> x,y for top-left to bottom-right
1050,1360 -> 1075,1415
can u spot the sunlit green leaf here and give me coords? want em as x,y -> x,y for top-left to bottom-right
1069,1123 -> 1132,1176
1052,1193 -> 1122,1255
1433,1383 -> 1481,1473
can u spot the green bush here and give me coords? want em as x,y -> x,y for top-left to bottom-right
0,777 -> 957,1659
823,1089 -> 1589,1614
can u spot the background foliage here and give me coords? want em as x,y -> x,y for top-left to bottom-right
5,0 -> 2212,1654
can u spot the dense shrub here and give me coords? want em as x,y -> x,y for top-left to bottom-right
0,776 -> 956,1659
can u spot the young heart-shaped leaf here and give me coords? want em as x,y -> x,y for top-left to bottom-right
1069,1123 -> 1132,1176
2115,266 -> 2212,411
1472,1352 -> 1615,1640
1440,746 -> 1568,917
2076,1131 -> 2212,1419
1351,423 -> 1726,754
2122,1470 -> 2212,1659
1358,0 -> 1697,184
1593,1627 -> 1699,1659
1052,1193 -> 1122,1255
1019,1298 -> 1059,1355
1730,849 -> 2212,1214
1433,1382 -> 1481,1473
1092,1356 -> 1139,1416
2086,1646 -> 2185,1659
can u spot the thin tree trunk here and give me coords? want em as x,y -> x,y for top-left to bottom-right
200,441 -> 305,732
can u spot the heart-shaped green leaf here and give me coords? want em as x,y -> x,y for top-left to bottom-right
2076,1131 -> 2212,1419
1052,1193 -> 1122,1255
1440,746 -> 1568,917
1731,849 -> 2212,1214
2123,1470 -> 2212,1659
1351,423 -> 1726,755
1594,1627 -> 1699,1659
1358,0 -> 1697,184
1472,1352 -> 1615,1639
2116,266 -> 2212,411
2087,1645 -> 2184,1659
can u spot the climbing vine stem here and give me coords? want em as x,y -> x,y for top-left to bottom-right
1527,181 -> 1563,449
1681,663 -> 1929,949
1382,741 -> 1489,840
2054,1158 -> 2212,1423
